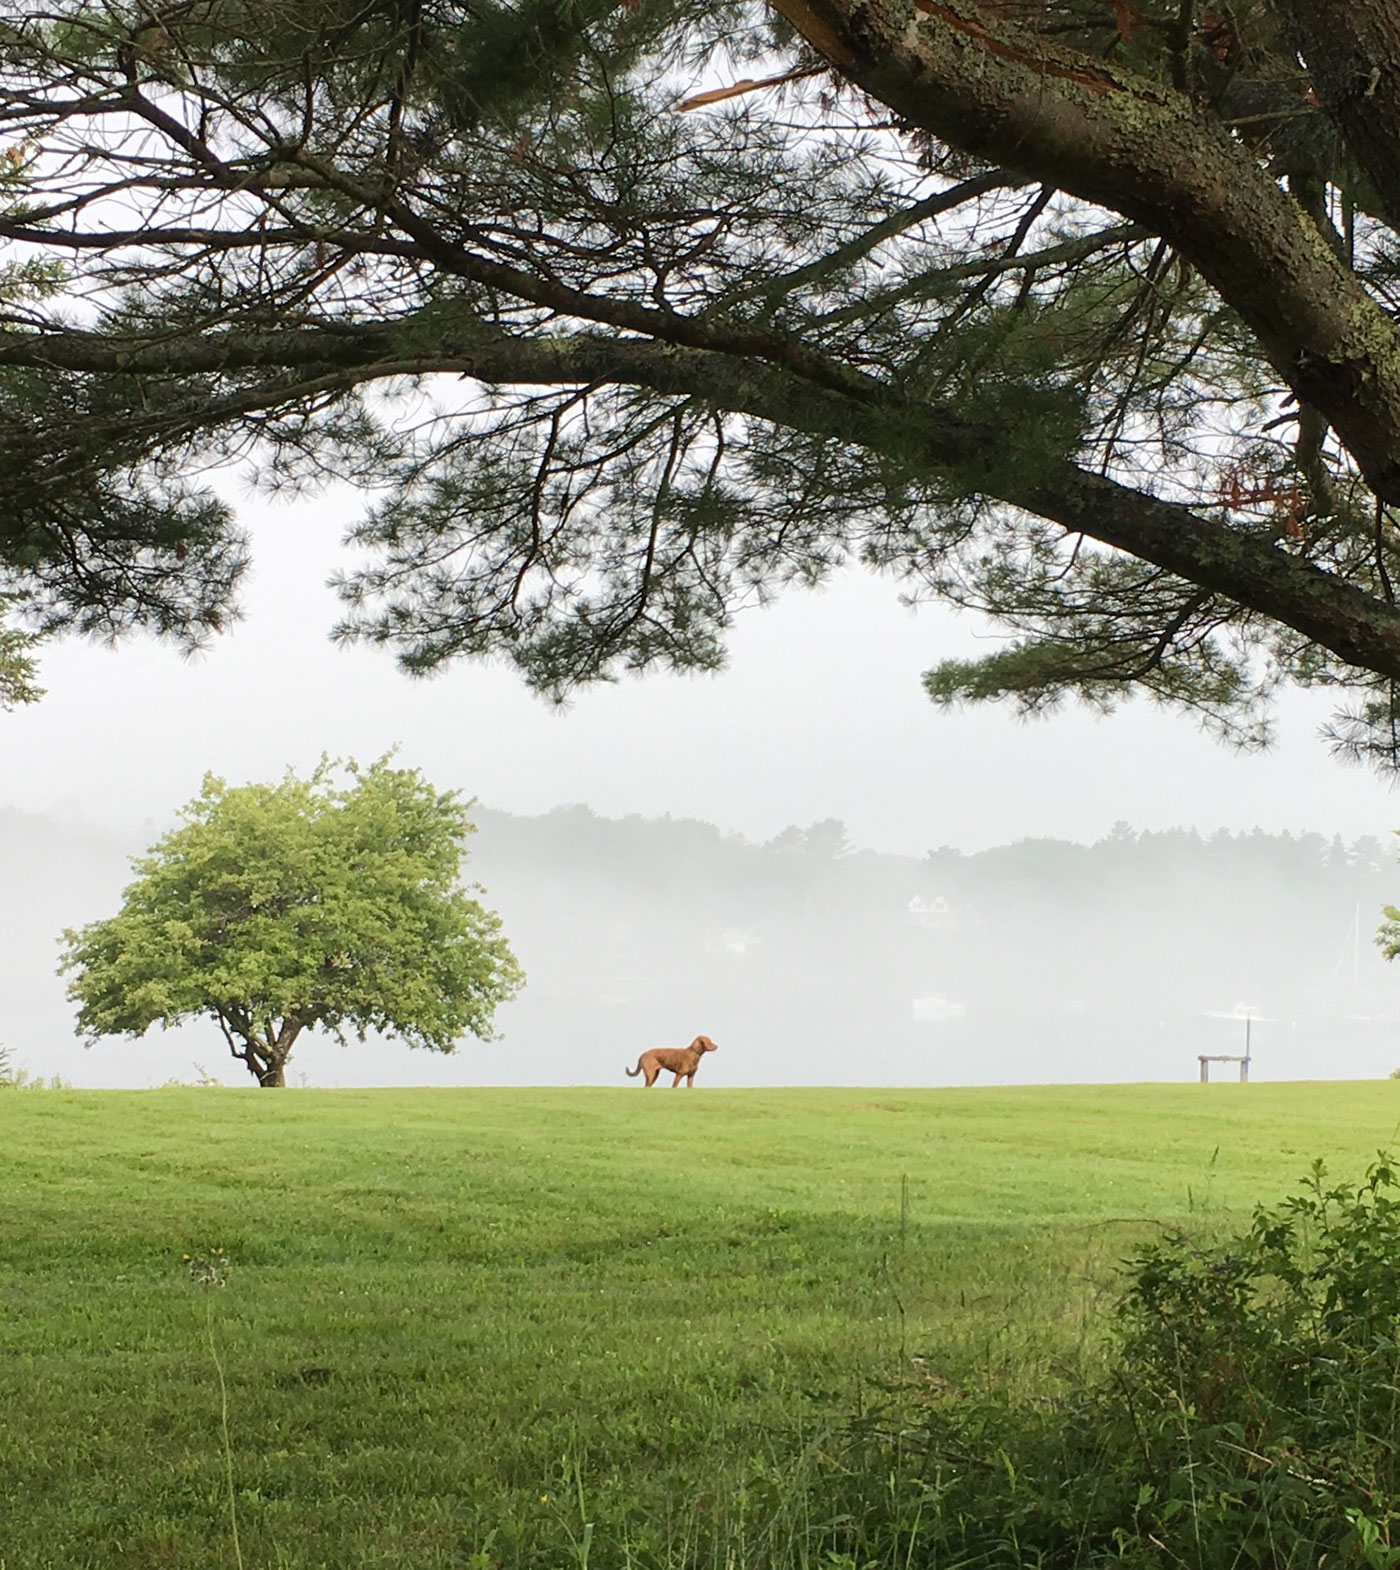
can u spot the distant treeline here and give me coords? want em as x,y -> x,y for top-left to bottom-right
465,807 -> 1399,1080
3,805 -> 1397,1082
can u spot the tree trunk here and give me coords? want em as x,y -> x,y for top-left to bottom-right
1281,0 -> 1400,233
254,1020 -> 304,1087
218,1012 -> 297,1086
768,0 -> 1400,504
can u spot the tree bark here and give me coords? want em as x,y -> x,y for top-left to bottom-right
1281,0 -> 1400,233
767,0 -> 1400,503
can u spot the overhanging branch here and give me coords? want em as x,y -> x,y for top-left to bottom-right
766,0 -> 1400,503
4,317 -> 1400,678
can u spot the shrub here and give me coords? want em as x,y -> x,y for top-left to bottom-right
793,1158 -> 1400,1569
1093,1155 -> 1400,1565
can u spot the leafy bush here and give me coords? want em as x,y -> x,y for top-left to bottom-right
781,1159 -> 1400,1570
1102,1155 -> 1400,1566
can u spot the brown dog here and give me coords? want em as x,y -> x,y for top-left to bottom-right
625,1034 -> 718,1087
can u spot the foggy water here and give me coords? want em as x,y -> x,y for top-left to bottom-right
3,805 -> 1396,1088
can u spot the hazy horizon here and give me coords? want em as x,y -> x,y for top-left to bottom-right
2,487 -> 1398,859
4,799 -> 1397,1092
7,484 -> 1400,1092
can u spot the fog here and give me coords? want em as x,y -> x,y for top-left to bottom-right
4,803 -> 1399,1089
4,490 -> 1400,1089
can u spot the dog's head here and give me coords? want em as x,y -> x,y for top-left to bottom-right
691,1034 -> 718,1054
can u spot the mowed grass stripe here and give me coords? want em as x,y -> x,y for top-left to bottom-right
0,1083 -> 1395,1568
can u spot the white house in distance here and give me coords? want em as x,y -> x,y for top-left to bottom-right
908,894 -> 956,928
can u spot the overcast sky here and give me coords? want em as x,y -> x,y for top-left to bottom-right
3,485 -> 1398,854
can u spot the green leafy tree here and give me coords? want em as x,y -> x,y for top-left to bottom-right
11,3 -> 1400,755
59,759 -> 524,1086
1377,881 -> 1400,974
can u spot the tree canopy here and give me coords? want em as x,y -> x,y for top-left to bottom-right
59,758 -> 524,1085
6,1 -> 1400,754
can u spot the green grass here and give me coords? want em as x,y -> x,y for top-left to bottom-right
1,1082 -> 1398,1568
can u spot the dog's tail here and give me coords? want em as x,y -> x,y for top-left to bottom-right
625,1063 -> 642,1077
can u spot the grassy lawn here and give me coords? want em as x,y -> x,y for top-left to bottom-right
1,1082 -> 1397,1568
